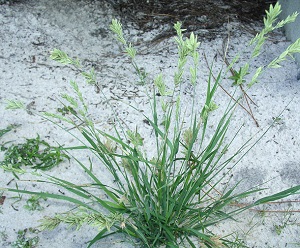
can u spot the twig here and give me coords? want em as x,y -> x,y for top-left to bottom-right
221,32 -> 259,127
203,53 -> 259,127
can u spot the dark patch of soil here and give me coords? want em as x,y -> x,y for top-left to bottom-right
106,0 -> 277,32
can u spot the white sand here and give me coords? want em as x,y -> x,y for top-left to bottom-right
0,0 -> 299,247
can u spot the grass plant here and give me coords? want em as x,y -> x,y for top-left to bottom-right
0,134 -> 69,176
23,195 -> 46,211
0,231 -> 8,243
2,2 -> 300,247
11,228 -> 39,248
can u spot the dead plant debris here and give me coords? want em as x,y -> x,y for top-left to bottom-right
106,0 -> 277,33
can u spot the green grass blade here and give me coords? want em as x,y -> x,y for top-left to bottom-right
6,188 -> 96,212
72,156 -> 122,203
87,228 -> 109,248
254,185 -> 300,205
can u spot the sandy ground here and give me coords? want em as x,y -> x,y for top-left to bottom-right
0,0 -> 300,247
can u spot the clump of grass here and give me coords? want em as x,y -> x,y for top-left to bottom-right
2,2 -> 300,247
0,135 -> 69,176
57,106 -> 77,116
0,230 -> 8,242
11,228 -> 39,248
24,195 -> 46,211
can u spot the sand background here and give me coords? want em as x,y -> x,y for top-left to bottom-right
0,0 -> 300,247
